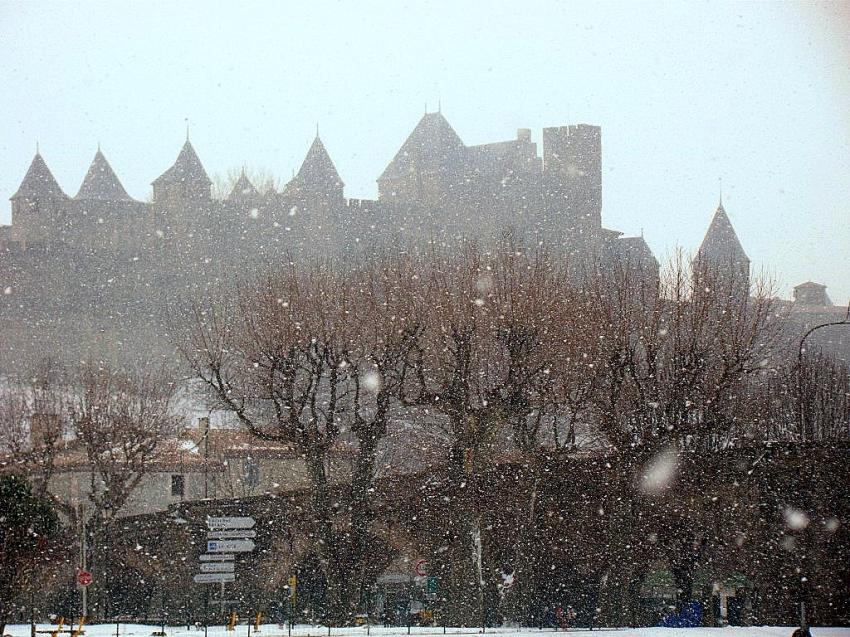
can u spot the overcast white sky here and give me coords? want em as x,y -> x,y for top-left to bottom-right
1,1 -> 848,302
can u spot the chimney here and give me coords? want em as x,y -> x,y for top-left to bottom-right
517,128 -> 532,142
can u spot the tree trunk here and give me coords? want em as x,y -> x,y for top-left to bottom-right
500,473 -> 541,624
596,464 -> 644,626
304,431 -> 382,625
304,452 -> 352,624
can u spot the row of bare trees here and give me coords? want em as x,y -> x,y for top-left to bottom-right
179,236 -> 849,624
2,235 -> 847,625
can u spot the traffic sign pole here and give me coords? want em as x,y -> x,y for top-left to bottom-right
195,516 -> 257,607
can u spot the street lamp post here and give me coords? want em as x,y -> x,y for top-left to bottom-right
793,302 -> 849,636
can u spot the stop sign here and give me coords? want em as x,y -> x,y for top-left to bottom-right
77,570 -> 93,587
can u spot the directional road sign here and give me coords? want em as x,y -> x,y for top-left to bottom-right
200,562 -> 235,573
207,529 -> 257,540
207,539 -> 255,553
206,516 -> 255,530
200,553 -> 235,562
193,572 -> 236,584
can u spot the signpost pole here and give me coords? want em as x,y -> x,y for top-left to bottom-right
196,516 -> 257,622
365,585 -> 370,637
79,505 -> 87,620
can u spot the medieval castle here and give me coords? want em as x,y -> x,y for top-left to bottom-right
0,113 -> 659,267
4,110 -> 840,368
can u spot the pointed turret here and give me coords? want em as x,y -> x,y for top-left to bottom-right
294,135 -> 344,190
694,199 -> 750,298
75,149 -> 133,201
11,152 -> 67,201
696,200 -> 749,267
226,170 -> 260,202
378,111 -> 465,183
10,152 -> 68,244
284,134 -> 344,202
377,111 -> 466,204
152,139 -> 212,202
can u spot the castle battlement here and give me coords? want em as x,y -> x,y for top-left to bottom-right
4,113 -> 653,277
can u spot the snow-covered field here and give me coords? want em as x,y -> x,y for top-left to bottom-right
4,624 -> 850,637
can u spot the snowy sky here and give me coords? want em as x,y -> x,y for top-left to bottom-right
1,1 -> 848,303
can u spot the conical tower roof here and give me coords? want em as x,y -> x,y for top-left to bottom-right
11,152 -> 67,200
76,149 -> 133,201
226,170 -> 260,201
379,111 -> 465,182
152,139 -> 212,187
696,201 -> 749,266
292,135 -> 344,191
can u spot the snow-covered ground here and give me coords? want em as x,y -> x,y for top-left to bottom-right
3,624 -> 850,637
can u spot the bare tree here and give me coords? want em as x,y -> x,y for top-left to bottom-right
181,256 -> 422,623
392,237 -> 605,623
587,254 -> 780,622
69,360 -> 182,532
0,359 -> 67,498
796,349 -> 850,442
212,166 -> 280,199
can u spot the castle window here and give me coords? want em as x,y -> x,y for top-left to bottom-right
171,474 -> 185,497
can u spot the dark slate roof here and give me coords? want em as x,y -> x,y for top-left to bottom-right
75,149 -> 133,201
379,112 -> 465,182
696,202 -> 749,265
292,135 -> 344,190
795,281 -> 827,291
11,153 -> 67,200
152,140 -> 212,187
618,236 -> 658,266
226,171 -> 260,201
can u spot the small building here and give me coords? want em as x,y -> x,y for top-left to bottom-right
793,281 -> 833,307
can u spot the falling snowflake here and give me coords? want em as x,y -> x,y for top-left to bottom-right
638,448 -> 678,494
